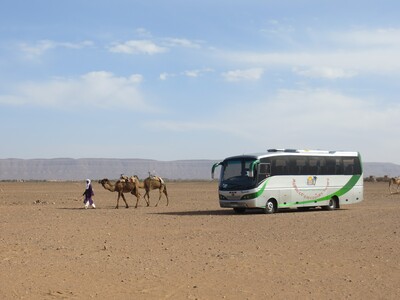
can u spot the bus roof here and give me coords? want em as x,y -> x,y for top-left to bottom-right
224,149 -> 360,161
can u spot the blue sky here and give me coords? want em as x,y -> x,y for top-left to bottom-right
1,0 -> 400,163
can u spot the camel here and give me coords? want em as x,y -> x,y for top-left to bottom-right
389,177 -> 400,194
98,178 -> 144,209
124,175 -> 169,207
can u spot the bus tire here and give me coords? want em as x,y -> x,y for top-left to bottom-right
324,197 -> 338,211
233,207 -> 246,214
263,200 -> 276,214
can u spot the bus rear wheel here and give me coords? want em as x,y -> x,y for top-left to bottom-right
263,200 -> 276,214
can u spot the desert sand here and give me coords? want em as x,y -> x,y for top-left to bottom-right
0,181 -> 399,299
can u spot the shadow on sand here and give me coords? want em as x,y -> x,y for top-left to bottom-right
57,207 -> 348,215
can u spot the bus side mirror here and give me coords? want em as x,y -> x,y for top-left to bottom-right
211,162 -> 222,179
249,160 -> 260,178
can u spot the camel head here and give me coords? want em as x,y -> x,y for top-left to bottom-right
98,178 -> 110,185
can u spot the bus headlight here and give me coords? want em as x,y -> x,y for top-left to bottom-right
241,194 -> 254,200
219,194 -> 227,200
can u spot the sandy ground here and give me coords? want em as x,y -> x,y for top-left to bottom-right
0,180 -> 399,299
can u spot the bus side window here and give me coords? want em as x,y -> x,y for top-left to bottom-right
335,158 -> 343,175
257,163 -> 270,183
343,159 -> 354,175
309,159 -> 318,174
318,158 -> 326,175
273,159 -> 287,175
296,158 -> 307,175
259,163 -> 271,176
353,157 -> 362,175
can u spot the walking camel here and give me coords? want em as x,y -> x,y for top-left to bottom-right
389,177 -> 400,194
98,178 -> 145,209
121,174 -> 169,207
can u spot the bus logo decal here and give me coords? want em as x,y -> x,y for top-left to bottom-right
307,176 -> 317,185
292,178 -> 330,200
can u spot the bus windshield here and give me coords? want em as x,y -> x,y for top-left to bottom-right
220,158 -> 258,190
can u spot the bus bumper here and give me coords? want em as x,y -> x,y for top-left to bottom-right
219,199 -> 258,208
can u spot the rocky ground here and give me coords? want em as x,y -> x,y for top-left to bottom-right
0,181 -> 399,299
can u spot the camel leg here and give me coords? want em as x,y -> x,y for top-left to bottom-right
163,188 -> 169,206
156,187 -> 168,206
155,189 -> 162,207
121,193 -> 129,208
115,193 -> 120,209
134,191 -> 141,208
143,189 -> 150,207
144,194 -> 149,207
144,189 -> 150,206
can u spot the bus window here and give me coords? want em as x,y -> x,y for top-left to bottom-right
259,163 -> 271,175
343,159 -> 355,175
309,158 -> 319,174
353,157 -> 362,175
335,158 -> 343,175
324,157 -> 336,175
272,158 -> 287,175
257,163 -> 271,183
296,158 -> 307,175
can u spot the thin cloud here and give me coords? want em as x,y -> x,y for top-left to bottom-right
162,38 -> 202,48
219,27 -> 400,77
109,40 -> 167,55
145,88 -> 400,161
260,19 -> 295,36
159,72 -> 176,80
293,66 -> 357,79
160,68 -> 213,80
0,71 -> 155,111
145,88 -> 399,139
19,40 -> 93,59
331,28 -> 400,47
222,49 -> 400,75
183,68 -> 214,78
135,28 -> 152,38
145,120 -> 218,132
221,68 -> 264,82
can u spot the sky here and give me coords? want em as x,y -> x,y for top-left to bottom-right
1,0 -> 400,163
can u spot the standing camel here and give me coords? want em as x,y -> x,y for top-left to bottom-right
98,178 -> 144,208
389,177 -> 400,194
127,175 -> 169,207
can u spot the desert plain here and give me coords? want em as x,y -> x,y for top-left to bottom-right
0,180 -> 399,299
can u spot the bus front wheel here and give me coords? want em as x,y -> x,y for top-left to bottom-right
263,200 -> 276,214
324,198 -> 338,211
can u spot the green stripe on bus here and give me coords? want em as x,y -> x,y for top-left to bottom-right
278,174 -> 361,207
240,179 -> 269,200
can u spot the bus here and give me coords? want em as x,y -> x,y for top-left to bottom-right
211,149 -> 363,214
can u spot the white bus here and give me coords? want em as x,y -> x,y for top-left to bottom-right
211,149 -> 363,214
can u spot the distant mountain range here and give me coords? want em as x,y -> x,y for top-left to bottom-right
0,158 -> 399,181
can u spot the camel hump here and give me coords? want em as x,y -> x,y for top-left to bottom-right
120,174 -> 129,182
149,175 -> 164,185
